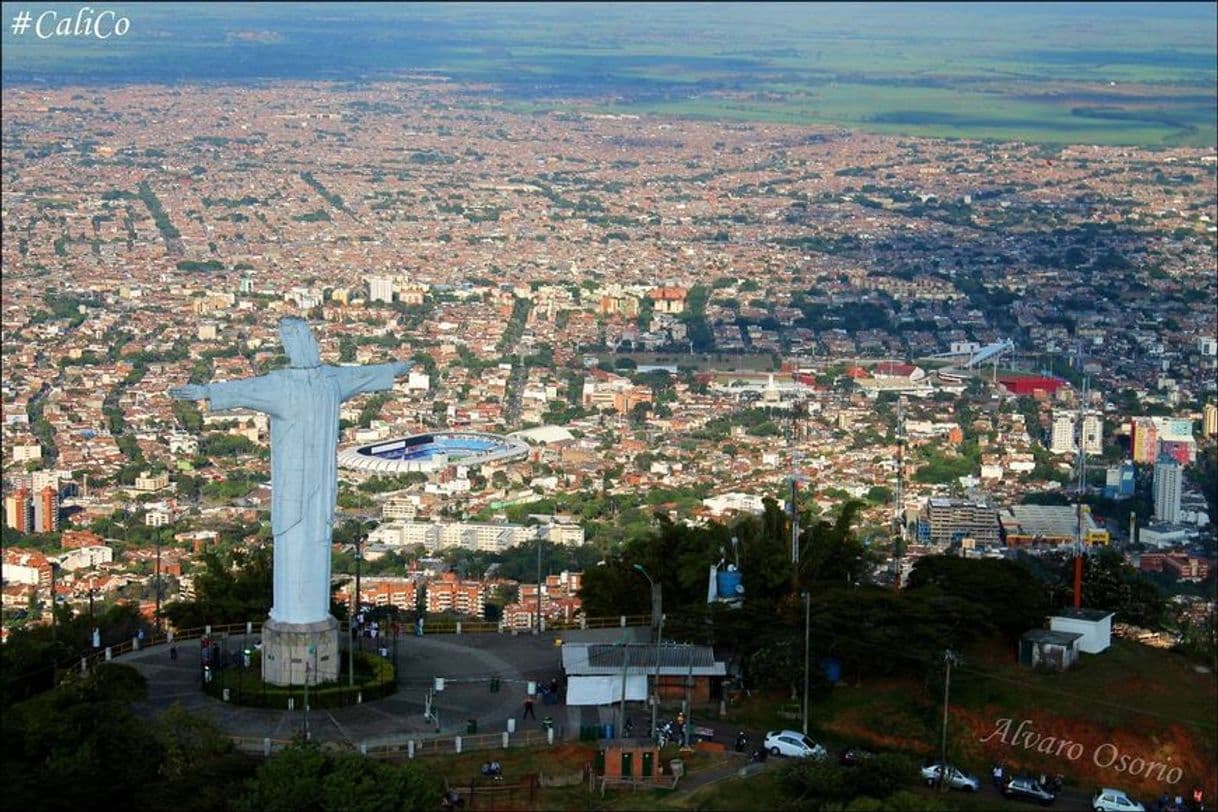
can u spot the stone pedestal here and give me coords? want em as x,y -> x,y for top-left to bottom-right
261,617 -> 339,686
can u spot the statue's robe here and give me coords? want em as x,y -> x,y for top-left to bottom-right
207,362 -> 398,624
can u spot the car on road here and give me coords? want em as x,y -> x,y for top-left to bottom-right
1092,789 -> 1146,812
839,747 -> 875,766
920,763 -> 980,792
762,730 -> 828,759
1004,776 -> 1056,806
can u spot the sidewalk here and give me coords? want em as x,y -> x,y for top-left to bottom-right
120,632 -> 562,748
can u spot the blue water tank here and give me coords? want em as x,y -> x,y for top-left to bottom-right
820,658 -> 842,684
716,570 -> 744,598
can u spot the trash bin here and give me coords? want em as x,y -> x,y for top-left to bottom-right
467,719 -> 478,735
507,717 -> 516,733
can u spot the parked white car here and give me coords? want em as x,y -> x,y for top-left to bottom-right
1092,789 -> 1145,812
919,763 -> 980,791
762,730 -> 828,759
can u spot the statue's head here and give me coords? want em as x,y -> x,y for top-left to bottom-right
280,318 -> 321,368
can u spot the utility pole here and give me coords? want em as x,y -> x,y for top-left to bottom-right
617,639 -> 629,739
633,565 -> 663,742
355,529 -> 363,650
154,528 -> 162,635
49,561 -> 57,645
536,536 -> 543,634
940,650 -> 956,790
684,643 -> 695,747
893,396 -> 907,590
304,660 -> 311,741
350,528 -> 363,687
802,591 -> 810,735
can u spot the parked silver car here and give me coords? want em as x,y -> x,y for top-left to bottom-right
920,763 -> 980,791
1092,789 -> 1145,812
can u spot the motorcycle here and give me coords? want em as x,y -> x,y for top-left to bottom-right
734,731 -> 749,753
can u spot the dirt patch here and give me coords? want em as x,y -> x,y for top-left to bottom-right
954,706 -> 1214,802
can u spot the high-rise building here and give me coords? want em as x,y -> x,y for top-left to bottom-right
1103,462 -> 1135,500
30,470 -> 60,495
1204,403 -> 1218,438
33,486 -> 59,533
1153,454 -> 1182,524
367,276 -> 395,304
1080,412 -> 1103,455
1130,417 -> 1158,463
1132,416 -> 1196,465
1050,412 -> 1076,454
3,488 -> 33,533
922,498 -> 1000,547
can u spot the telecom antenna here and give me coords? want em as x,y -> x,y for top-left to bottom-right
788,399 -> 809,572
1071,376 -> 1090,608
893,396 -> 907,585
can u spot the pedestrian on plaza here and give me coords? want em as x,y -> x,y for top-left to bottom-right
169,645 -> 177,661
992,762 -> 1004,789
523,696 -> 535,719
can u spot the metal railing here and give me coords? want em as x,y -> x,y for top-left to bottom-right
58,613 -> 654,680
228,727 -> 560,761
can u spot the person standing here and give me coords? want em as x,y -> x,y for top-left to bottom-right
993,762 -> 1004,789
523,696 -> 535,719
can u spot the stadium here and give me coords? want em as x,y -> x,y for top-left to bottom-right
337,431 -> 529,475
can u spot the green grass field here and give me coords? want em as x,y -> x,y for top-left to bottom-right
3,2 -> 1213,147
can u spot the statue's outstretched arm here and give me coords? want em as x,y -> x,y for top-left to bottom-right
333,361 -> 412,403
173,375 -> 285,419
169,384 -> 209,402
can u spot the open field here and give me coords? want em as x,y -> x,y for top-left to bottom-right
3,3 -> 1213,146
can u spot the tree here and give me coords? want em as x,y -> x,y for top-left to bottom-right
162,544 -> 272,628
906,555 -> 1048,637
2,664 -> 161,811
237,740 -> 431,812
1071,547 -> 1169,628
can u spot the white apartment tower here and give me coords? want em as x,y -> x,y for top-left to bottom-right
1153,454 -> 1182,525
368,276 -> 395,304
1050,412 -> 1076,454
1080,412 -> 1103,455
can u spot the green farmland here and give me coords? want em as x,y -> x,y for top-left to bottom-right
3,2 -> 1214,146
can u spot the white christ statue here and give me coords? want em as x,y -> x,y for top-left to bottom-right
171,317 -> 410,626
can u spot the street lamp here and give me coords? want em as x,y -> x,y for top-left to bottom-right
154,527 -> 163,636
633,564 -> 663,742
535,536 -> 543,634
802,591 -> 810,735
349,528 -> 364,687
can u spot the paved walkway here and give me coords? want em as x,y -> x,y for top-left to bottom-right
123,630 -> 572,747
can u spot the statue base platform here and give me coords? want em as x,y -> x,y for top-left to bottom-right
261,617 -> 339,686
